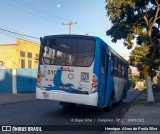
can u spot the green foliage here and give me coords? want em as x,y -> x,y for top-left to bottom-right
106,0 -> 149,48
128,75 -> 141,88
128,78 -> 136,88
148,69 -> 157,79
129,44 -> 149,65
106,0 -> 155,45
106,0 -> 160,72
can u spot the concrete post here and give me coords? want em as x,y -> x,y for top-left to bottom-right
146,76 -> 155,102
12,69 -> 17,94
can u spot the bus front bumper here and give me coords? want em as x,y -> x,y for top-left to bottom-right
36,87 -> 98,106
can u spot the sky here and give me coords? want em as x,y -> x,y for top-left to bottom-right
0,0 -> 130,59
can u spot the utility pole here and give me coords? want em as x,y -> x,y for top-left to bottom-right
62,21 -> 77,34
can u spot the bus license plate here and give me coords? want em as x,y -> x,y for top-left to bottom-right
81,72 -> 89,82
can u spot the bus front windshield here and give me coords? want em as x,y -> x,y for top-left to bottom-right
42,37 -> 95,67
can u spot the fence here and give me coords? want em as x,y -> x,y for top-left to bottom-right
0,69 -> 37,94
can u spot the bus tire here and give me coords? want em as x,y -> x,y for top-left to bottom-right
104,93 -> 113,111
108,95 -> 113,110
118,99 -> 123,104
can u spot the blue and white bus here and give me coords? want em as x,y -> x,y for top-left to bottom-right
36,35 -> 129,110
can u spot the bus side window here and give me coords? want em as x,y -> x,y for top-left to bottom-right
101,48 -> 105,74
124,65 -> 126,78
114,56 -> 118,77
118,61 -> 122,77
122,63 -> 124,78
111,54 -> 114,75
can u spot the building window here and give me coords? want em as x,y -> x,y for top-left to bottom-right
35,54 -> 39,59
28,60 -> 32,68
27,52 -> 32,58
21,59 -> 25,68
20,51 -> 25,57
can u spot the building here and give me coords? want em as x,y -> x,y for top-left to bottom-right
0,38 -> 40,69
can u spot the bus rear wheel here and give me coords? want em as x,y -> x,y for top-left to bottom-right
104,94 -> 113,111
108,95 -> 113,110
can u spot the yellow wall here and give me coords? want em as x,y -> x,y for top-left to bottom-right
0,38 -> 40,69
0,44 -> 19,68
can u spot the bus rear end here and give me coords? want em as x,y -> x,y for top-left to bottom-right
36,35 -> 98,107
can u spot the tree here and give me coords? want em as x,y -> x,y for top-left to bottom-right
129,44 -> 156,79
106,0 -> 160,102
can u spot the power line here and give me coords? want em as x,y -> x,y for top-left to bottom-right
4,0 -> 61,24
0,30 -> 26,40
0,31 -> 39,44
3,0 -> 90,35
0,31 -> 27,43
0,27 -> 39,39
21,0 -> 70,22
0,25 -> 40,43
20,0 -> 91,34
0,24 -> 35,38
0,35 -> 15,43
0,28 -> 39,44
14,0 -> 65,23
78,24 -> 91,35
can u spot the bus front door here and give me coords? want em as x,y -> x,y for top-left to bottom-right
99,47 -> 108,108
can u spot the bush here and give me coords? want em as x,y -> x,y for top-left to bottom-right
128,76 -> 136,88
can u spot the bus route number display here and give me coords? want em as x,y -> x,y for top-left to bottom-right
80,72 -> 89,82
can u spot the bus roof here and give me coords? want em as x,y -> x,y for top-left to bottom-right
43,34 -> 96,41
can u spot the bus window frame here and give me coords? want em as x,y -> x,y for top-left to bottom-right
41,37 -> 96,67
